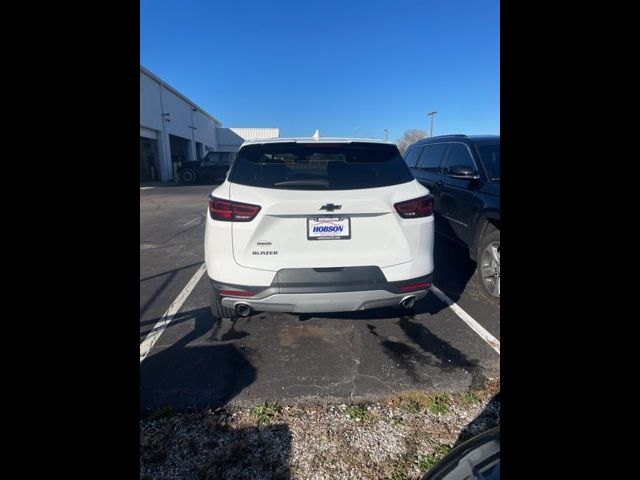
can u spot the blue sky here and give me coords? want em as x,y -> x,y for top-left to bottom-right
141,0 -> 499,141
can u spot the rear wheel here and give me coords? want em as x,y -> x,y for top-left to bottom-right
477,229 -> 500,299
209,286 -> 235,320
180,168 -> 197,184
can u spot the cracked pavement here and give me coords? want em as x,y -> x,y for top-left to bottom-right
140,185 -> 500,412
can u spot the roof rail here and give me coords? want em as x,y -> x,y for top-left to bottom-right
428,134 -> 467,138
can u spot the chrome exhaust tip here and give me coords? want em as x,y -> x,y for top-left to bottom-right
400,296 -> 416,309
235,303 -> 252,317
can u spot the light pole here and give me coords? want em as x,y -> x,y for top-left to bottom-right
384,128 -> 388,142
428,111 -> 438,137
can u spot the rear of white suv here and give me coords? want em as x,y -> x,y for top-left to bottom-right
204,138 -> 434,319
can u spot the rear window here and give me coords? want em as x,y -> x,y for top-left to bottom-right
228,142 -> 414,190
475,142 -> 500,180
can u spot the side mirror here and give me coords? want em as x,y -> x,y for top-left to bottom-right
448,165 -> 479,180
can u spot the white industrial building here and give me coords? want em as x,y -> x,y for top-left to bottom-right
140,65 -> 279,182
217,128 -> 281,157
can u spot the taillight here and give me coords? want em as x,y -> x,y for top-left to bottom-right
208,196 -> 261,222
394,195 -> 433,219
399,282 -> 431,292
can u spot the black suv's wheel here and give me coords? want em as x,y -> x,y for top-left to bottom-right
209,285 -> 236,320
180,168 -> 197,184
477,229 -> 500,299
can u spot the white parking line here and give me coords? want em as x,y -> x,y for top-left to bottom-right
140,187 -> 154,190
430,285 -> 500,355
140,263 -> 207,363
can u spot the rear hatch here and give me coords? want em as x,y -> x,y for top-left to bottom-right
227,141 -> 426,270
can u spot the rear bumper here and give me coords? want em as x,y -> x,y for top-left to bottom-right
209,266 -> 432,314
221,289 -> 428,313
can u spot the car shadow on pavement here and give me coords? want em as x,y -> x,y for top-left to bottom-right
430,233 -> 478,306
140,307 -> 256,414
397,315 -> 485,388
366,317 -> 485,389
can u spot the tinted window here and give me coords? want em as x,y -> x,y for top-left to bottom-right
441,143 -> 476,174
204,152 -> 217,164
476,142 -> 500,179
417,143 -> 449,172
404,146 -> 423,168
205,152 -> 232,166
219,153 -> 232,166
229,142 -> 414,190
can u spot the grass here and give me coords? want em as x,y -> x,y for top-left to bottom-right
394,390 -> 431,413
251,401 -> 282,424
390,443 -> 452,479
391,416 -> 404,426
426,393 -> 451,415
403,399 -> 423,414
344,405 -> 369,421
390,468 -> 408,480
418,444 -> 451,472
148,405 -> 174,420
393,391 -> 451,415
463,391 -> 482,405
389,453 -> 413,480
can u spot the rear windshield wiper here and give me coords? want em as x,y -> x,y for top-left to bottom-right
273,180 -> 329,187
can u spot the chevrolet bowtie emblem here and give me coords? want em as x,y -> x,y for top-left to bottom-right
320,203 -> 342,212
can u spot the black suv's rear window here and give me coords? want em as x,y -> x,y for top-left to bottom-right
228,142 -> 414,190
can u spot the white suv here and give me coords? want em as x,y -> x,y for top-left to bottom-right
204,137 -> 434,319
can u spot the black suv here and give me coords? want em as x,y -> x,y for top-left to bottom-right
178,151 -> 232,184
405,135 -> 500,299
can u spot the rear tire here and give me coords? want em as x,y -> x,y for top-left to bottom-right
209,285 -> 236,320
180,168 -> 197,184
477,229 -> 500,300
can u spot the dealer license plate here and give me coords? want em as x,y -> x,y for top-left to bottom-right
307,217 -> 351,240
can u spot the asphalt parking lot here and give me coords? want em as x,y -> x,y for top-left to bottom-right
140,185 -> 500,413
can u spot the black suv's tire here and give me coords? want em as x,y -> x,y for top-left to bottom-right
180,168 -> 197,184
209,286 -> 236,320
477,229 -> 500,300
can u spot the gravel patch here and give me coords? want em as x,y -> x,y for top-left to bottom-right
140,379 -> 499,480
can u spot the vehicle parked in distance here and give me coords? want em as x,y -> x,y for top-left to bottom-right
204,137 -> 435,319
178,151 -> 232,184
404,135 -> 500,299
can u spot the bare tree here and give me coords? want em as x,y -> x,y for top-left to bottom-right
396,129 -> 428,156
